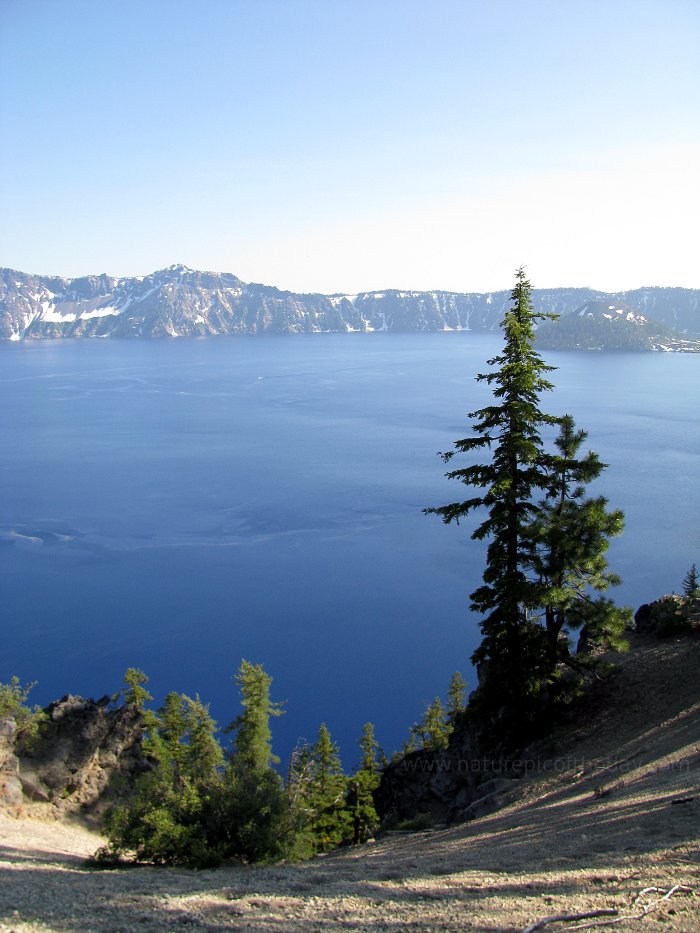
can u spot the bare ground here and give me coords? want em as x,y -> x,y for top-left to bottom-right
1,633 -> 699,932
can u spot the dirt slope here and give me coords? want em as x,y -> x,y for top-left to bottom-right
1,633 -> 699,932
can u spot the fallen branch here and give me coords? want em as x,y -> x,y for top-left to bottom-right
522,909 -> 617,932
522,884 -> 694,932
632,884 -> 693,912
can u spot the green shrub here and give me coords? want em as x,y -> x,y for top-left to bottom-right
207,765 -> 295,864
654,595 -> 691,637
103,759 -> 246,868
395,811 -> 434,832
0,677 -> 47,741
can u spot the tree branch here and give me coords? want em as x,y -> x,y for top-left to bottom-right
522,909 -> 618,932
522,884 -> 694,932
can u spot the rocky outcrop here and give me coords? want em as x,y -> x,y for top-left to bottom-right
0,719 -> 23,809
375,723 -> 522,826
15,695 -> 148,815
634,595 -> 700,637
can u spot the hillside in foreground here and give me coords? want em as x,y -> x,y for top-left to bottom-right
1,630 -> 698,932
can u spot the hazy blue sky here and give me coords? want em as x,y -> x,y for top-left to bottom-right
1,0 -> 698,292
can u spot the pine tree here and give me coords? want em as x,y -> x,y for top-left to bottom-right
215,661 -> 292,863
182,695 -> 224,785
357,721 -> 385,773
350,723 -> 382,844
0,677 -> 46,741
312,724 -> 345,796
426,269 -> 630,745
145,691 -> 224,789
100,665 -> 293,867
123,667 -> 153,710
529,415 -> 631,674
147,691 -> 188,789
103,690 -> 225,868
426,267 -> 558,738
446,672 -> 468,723
306,723 -> 351,852
285,739 -> 316,856
683,563 -> 699,597
411,697 -> 451,751
226,659 -> 285,773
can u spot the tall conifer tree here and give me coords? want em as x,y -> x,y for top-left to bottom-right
427,269 -> 630,745
227,659 -> 285,772
426,267 -> 558,738
219,661 -> 292,862
446,672 -> 468,723
411,697 -> 451,751
306,724 -> 351,852
350,723 -> 382,844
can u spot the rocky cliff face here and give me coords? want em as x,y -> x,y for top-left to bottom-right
2,265 -> 699,342
0,696 -> 147,816
375,722 -> 522,826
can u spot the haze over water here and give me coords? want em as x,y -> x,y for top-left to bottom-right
1,334 -> 698,764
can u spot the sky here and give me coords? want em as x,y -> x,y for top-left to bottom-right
0,0 -> 698,294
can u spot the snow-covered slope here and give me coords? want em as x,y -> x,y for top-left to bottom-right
1,265 -> 699,344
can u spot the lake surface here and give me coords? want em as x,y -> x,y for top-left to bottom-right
1,334 -> 698,766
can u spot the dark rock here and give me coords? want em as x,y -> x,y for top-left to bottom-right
376,723 -> 518,826
634,595 -> 698,637
17,696 -> 148,814
0,718 -> 23,808
471,775 -> 514,799
18,769 -> 51,802
461,779 -> 519,821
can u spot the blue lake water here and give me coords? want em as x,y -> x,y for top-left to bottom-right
1,334 -> 698,767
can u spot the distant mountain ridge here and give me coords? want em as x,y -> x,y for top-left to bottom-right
1,264 -> 699,347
